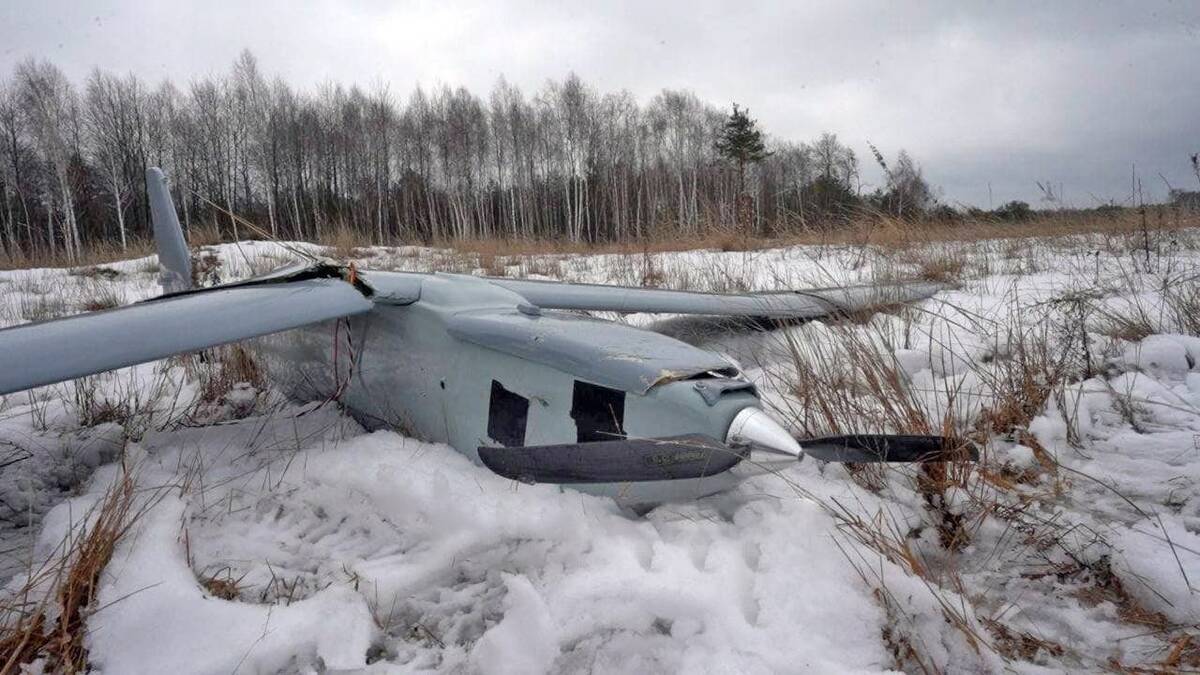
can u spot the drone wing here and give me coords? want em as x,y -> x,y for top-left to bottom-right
1,166 -> 377,397
0,272 -> 373,396
489,277 -> 942,318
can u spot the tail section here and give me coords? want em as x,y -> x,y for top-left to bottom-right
146,167 -> 192,294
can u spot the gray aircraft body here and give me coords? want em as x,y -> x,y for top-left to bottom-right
0,169 -> 963,505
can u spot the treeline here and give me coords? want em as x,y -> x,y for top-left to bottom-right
0,51 -> 937,262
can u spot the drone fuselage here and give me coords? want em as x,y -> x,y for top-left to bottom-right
255,271 -> 763,503
0,168 -> 957,506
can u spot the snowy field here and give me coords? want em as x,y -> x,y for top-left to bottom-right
2,229 -> 1199,673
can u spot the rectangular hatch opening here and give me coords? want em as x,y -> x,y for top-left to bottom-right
571,381 -> 626,442
488,380 -> 529,447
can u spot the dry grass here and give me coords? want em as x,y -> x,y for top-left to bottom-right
973,322 -> 1081,440
909,248 -> 970,284
78,284 -> 125,313
0,466 -> 147,673
476,250 -> 508,277
246,251 -> 295,277
318,224 -> 362,261
763,315 -> 982,551
71,376 -> 133,429
8,276 -> 127,325
516,255 -> 562,278
1098,312 -> 1158,343
1086,268 -> 1200,342
981,616 -> 1065,663
0,238 -> 155,273
190,249 -> 223,286
1072,555 -> 1172,630
3,207 -> 1194,276
18,292 -> 67,323
754,234 -> 1200,672
760,282 -> 1126,670
198,567 -> 247,601
187,221 -> 224,248
1166,282 -> 1200,337
438,209 -> 1195,257
184,345 -> 267,421
66,369 -> 186,436
846,209 -> 1194,251
831,502 -> 993,673
768,321 -> 944,439
67,266 -> 122,281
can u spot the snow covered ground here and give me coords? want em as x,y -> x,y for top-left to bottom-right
2,229 -> 1199,673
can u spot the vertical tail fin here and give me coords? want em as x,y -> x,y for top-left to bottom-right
146,167 -> 192,294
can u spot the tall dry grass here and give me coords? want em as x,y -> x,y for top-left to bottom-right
4,207 -> 1194,274
0,464 -> 158,673
748,230 -> 1200,671
0,239 -> 156,273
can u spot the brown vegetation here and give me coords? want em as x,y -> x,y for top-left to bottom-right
0,467 -> 146,674
3,206 -> 1194,276
190,345 -> 266,418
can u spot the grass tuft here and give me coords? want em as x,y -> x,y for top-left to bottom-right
78,285 -> 125,313
186,345 -> 267,421
0,467 -> 145,673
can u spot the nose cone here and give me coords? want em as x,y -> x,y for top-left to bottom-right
725,407 -> 803,459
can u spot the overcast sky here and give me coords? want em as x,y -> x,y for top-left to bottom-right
3,0 -> 1198,207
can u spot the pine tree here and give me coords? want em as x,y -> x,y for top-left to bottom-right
715,103 -> 771,198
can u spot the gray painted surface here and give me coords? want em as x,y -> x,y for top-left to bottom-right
253,272 -> 762,503
146,167 -> 193,294
358,271 -> 423,305
0,278 -> 373,395
491,277 -> 944,317
447,309 -> 733,394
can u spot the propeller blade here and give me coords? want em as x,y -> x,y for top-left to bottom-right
478,434 -> 745,484
799,434 -> 976,463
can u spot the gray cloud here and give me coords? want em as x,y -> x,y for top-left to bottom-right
3,0 -> 1197,206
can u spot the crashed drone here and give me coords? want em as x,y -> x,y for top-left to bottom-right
0,169 -> 969,504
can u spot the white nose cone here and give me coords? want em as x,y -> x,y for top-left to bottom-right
726,407 -> 803,459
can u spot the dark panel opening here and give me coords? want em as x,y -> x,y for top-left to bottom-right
488,380 -> 529,447
571,381 -> 626,442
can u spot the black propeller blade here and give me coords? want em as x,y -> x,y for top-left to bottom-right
480,433 -> 975,485
479,434 -> 745,484
799,434 -> 976,463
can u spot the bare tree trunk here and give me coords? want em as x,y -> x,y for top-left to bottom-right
44,195 -> 55,258
1,180 -> 15,256
108,164 -> 127,250
266,190 -> 277,238
375,175 -> 384,243
56,170 -> 80,261
290,184 -> 301,238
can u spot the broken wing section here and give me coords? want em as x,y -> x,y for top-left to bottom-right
489,278 -> 943,319
0,278 -> 373,396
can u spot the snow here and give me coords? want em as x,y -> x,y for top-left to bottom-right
87,494 -> 376,674
2,231 -> 1200,672
1112,519 -> 1200,625
469,575 -> 559,675
1124,334 -> 1195,376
